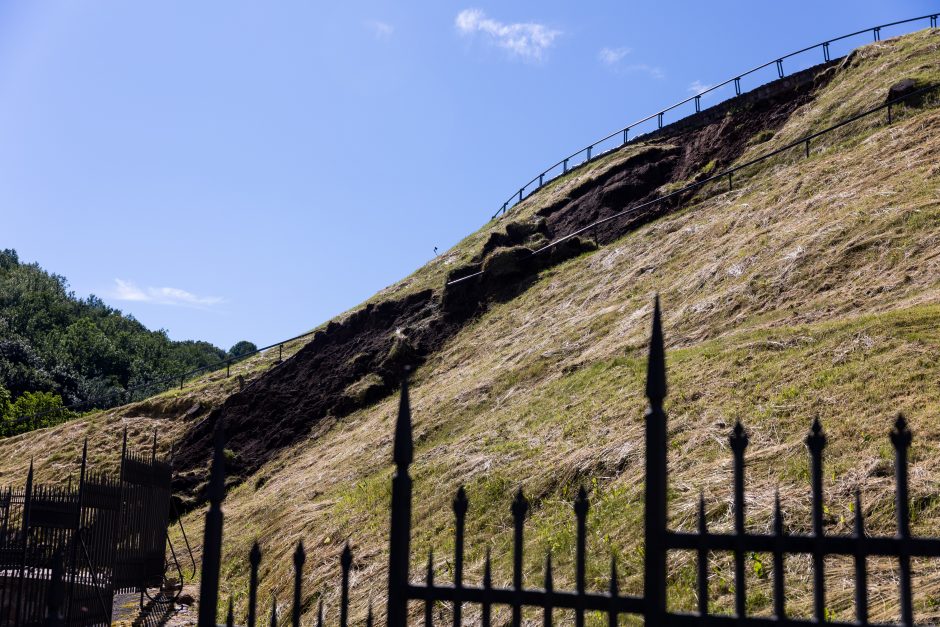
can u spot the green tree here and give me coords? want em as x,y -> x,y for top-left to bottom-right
228,341 -> 258,359
2,390 -> 74,436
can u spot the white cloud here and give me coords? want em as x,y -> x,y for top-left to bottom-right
688,79 -> 713,95
598,46 -> 631,65
455,9 -> 560,61
623,63 -> 665,80
112,279 -> 223,308
366,20 -> 394,41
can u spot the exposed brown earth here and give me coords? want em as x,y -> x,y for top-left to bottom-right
174,59 -> 843,504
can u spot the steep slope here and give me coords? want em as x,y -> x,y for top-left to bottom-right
172,45 -> 844,491
1,27 -> 939,625
163,28 -> 939,624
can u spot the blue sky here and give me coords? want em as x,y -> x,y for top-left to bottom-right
1,1 -> 935,350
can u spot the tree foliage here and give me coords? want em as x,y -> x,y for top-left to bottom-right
228,340 -> 258,359
0,249 -> 237,434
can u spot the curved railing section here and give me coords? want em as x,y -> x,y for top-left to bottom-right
448,80 -> 940,286
491,13 -> 938,220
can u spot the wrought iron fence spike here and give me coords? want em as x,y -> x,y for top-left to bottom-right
292,541 -> 305,627
248,542 -> 261,627
646,295 -> 667,403
453,485 -> 468,515
393,372 -> 413,468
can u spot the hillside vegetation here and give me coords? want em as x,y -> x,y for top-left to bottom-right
0,249 -> 258,435
1,28 -> 940,625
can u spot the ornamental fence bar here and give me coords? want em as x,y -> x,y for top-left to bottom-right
0,432 -> 174,627
196,298 -> 940,626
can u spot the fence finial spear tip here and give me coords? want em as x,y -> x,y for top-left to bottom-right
730,421 -> 749,451
646,295 -> 667,404
806,417 -> 826,451
393,373 -> 413,469
454,484 -> 469,515
208,419 -> 226,506
341,542 -> 353,569
294,540 -> 306,566
891,413 -> 912,448
512,487 -> 529,517
250,540 -> 262,565
574,485 -> 589,516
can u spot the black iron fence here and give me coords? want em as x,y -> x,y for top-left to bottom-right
491,14 -> 938,220
0,432 -> 173,626
195,298 -> 940,626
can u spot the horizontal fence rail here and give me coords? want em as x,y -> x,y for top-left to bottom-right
490,14 -> 938,221
194,298 -> 940,626
449,79 -> 940,288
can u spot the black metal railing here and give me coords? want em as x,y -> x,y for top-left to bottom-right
0,432 -> 174,627
195,298 -> 940,626
490,14 -> 937,220
449,79 -> 940,288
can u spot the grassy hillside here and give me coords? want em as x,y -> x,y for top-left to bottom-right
1,28 -> 939,625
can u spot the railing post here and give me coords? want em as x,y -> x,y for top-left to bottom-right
45,550 -> 65,627
197,421 -> 226,627
623,128 -> 629,144
730,423 -> 749,619
734,77 -> 741,96
932,15 -> 938,28
643,297 -> 668,626
539,173 -> 544,188
891,415 -> 913,626
586,145 -> 592,161
248,542 -> 261,627
563,159 -> 568,174
776,59 -> 784,79
387,375 -> 414,627
15,460 -> 34,627
657,112 -> 663,129
519,188 -> 524,203
694,95 -> 701,113
806,419 -> 827,624
823,41 -> 830,62
873,26 -> 881,42
452,487 -> 468,627
66,440 -> 89,622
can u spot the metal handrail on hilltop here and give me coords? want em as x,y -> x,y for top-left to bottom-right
448,80 -> 940,287
491,13 -> 939,220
